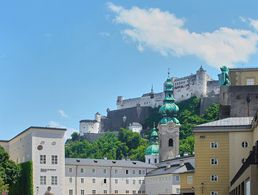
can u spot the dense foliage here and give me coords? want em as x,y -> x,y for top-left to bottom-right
66,129 -> 148,161
0,146 -> 20,193
66,97 -> 219,160
9,161 -> 33,195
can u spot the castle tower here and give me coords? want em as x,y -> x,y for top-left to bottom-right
196,65 -> 208,97
145,125 -> 159,165
158,72 -> 180,161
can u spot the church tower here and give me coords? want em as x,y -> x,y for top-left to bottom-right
158,72 -> 180,161
145,125 -> 159,165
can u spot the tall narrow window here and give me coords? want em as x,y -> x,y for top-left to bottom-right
40,176 -> 46,185
51,155 -> 58,164
40,155 -> 46,164
51,176 -> 58,185
168,139 -> 173,147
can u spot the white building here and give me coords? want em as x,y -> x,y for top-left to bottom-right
0,126 -> 66,195
128,122 -> 143,134
0,126 -> 157,195
65,158 -> 156,195
116,67 -> 219,110
145,156 -> 195,195
80,112 -> 102,135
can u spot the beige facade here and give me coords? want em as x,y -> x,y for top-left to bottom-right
229,68 -> 258,86
194,132 -> 229,195
179,171 -> 194,194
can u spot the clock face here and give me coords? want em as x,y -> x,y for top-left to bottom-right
168,122 -> 176,129
37,145 -> 43,151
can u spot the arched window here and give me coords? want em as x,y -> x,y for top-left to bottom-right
169,139 -> 173,147
148,159 -> 150,164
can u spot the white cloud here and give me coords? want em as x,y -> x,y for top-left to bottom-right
59,109 -> 68,118
47,121 -> 78,140
108,3 -> 258,68
248,19 -> 258,31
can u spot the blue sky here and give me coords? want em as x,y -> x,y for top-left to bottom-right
1,0 -> 258,139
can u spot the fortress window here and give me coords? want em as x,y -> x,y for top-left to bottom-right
168,139 -> 174,147
242,141 -> 248,148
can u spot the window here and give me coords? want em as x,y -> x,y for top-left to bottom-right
40,176 -> 46,185
104,179 -> 107,184
211,175 -> 218,182
126,170 -> 129,174
133,191 -> 136,194
40,155 -> 46,164
211,158 -> 218,165
168,139 -> 173,147
81,168 -> 84,173
81,178 -> 84,183
92,190 -> 96,194
115,190 -> 118,194
133,170 -> 135,174
138,180 -> 141,184
187,176 -> 193,184
210,142 -> 218,149
142,180 -> 145,184
246,78 -> 255,85
139,170 -> 142,174
81,190 -> 85,195
126,190 -> 129,194
51,176 -> 58,185
104,190 -> 107,194
138,191 -> 141,194
115,179 -> 118,184
104,169 -> 107,174
133,180 -> 136,184
69,168 -> 72,172
210,192 -> 218,195
115,169 -> 118,174
69,189 -> 73,195
69,177 -> 72,183
148,159 -> 150,164
175,175 -> 180,182
242,141 -> 248,148
92,169 -> 95,173
154,158 -> 157,163
92,178 -> 96,183
176,188 -> 180,194
51,155 -> 58,164
126,179 -> 129,184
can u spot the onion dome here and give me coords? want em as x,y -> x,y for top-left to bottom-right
159,71 -> 180,125
145,127 -> 159,155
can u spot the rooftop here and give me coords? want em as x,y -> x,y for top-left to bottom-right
2,126 -> 66,142
194,117 -> 253,132
65,158 -> 157,169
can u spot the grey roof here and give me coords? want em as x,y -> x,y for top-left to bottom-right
146,162 -> 194,177
65,158 -> 157,169
80,120 -> 97,123
194,117 -> 253,132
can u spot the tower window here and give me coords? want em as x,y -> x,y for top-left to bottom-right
168,139 -> 173,147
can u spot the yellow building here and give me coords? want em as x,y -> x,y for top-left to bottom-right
229,68 -> 258,86
180,171 -> 194,194
193,117 -> 255,195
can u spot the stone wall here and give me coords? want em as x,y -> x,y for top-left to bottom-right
219,86 -> 258,118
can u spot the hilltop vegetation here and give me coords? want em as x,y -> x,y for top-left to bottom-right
65,96 -> 219,161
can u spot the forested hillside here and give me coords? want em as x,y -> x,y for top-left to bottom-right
65,96 -> 219,161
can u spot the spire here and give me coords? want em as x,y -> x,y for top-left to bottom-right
151,85 -> 154,93
159,72 -> 180,125
168,68 -> 170,79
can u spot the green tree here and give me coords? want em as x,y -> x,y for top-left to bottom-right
179,136 -> 194,156
0,146 -> 20,192
0,177 -> 8,193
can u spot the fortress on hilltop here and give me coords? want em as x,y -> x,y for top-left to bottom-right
80,66 -> 220,136
116,66 -> 219,110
